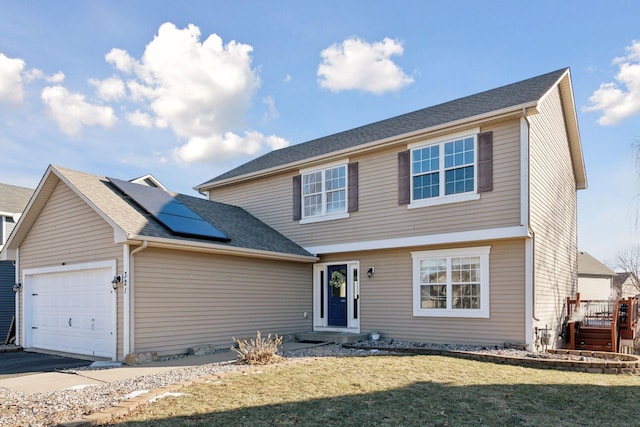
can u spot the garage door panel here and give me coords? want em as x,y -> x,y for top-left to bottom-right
27,266 -> 115,359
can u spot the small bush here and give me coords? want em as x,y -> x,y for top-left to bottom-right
232,331 -> 285,365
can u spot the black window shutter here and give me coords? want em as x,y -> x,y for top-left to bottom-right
398,150 -> 410,205
292,175 -> 302,220
477,131 -> 493,193
348,162 -> 358,212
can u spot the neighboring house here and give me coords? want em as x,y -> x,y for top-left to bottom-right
0,183 -> 33,342
577,251 -> 616,300
614,272 -> 639,298
1,68 -> 586,359
197,68 -> 586,351
1,166 -> 316,360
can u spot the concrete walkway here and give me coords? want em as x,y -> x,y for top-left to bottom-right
0,342 -> 319,395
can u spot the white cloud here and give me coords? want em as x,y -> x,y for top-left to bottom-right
89,76 -> 126,101
0,53 -> 26,104
317,37 -> 414,94
47,71 -> 65,83
585,40 -> 640,125
105,22 -> 282,164
41,85 -> 117,135
22,68 -> 64,83
126,109 -> 153,128
261,96 -> 279,123
105,48 -> 137,74
173,130 -> 288,164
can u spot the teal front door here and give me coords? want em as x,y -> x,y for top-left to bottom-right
327,264 -> 348,327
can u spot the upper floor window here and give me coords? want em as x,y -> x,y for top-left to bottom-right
303,165 -> 346,218
399,130 -> 492,208
412,135 -> 476,202
293,161 -> 359,224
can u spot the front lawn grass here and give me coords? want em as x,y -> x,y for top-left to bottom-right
113,354 -> 640,426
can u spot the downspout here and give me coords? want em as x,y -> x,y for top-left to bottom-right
124,241 -> 148,356
521,110 -> 537,351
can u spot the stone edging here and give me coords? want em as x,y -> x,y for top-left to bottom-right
342,344 -> 640,375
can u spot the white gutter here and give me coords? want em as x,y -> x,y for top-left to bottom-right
125,234 -> 318,263
196,102 -> 539,191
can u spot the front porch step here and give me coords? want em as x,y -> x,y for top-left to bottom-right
295,331 -> 370,344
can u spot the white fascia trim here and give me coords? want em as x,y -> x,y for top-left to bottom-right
123,244 -> 131,357
199,104 -> 537,191
126,235 -> 318,263
14,248 -> 20,346
305,225 -> 530,255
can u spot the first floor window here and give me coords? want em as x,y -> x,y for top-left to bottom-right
412,246 -> 490,318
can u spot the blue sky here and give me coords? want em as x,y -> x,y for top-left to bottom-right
0,1 -> 638,265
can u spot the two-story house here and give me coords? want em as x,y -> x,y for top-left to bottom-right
0,182 -> 34,342
2,68 -> 585,360
196,67 -> 586,350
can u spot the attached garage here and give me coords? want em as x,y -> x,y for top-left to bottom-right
2,165 -> 316,361
23,261 -> 117,359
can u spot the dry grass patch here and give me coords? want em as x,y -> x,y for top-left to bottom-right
112,354 -> 640,426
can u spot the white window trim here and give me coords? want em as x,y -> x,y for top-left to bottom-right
299,161 -> 350,223
408,128 -> 480,209
412,246 -> 490,318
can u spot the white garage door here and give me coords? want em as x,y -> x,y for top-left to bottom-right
25,263 -> 116,359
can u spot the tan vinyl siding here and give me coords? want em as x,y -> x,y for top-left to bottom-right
133,248 -> 312,356
17,181 -> 124,357
321,239 -> 526,346
528,86 -> 578,345
210,122 -> 522,247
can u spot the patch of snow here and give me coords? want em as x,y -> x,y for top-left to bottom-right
150,392 -> 188,402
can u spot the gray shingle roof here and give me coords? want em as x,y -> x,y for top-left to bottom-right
199,68 -> 568,188
55,166 -> 312,258
578,251 -> 615,276
0,183 -> 34,214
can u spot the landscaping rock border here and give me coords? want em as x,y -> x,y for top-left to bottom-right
343,343 -> 640,375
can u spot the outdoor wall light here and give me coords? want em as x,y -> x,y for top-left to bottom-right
12,282 -> 22,292
367,267 -> 375,278
111,275 -> 122,289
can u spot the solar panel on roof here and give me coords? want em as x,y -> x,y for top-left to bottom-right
108,177 -> 229,242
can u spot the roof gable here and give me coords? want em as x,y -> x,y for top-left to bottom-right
198,68 -> 577,189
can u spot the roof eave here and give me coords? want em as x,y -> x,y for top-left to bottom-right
549,69 -> 587,190
197,101 -> 539,191
125,234 -> 318,263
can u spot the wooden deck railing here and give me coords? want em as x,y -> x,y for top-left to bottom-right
565,293 -> 640,352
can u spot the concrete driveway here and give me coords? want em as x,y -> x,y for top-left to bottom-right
0,350 -> 93,379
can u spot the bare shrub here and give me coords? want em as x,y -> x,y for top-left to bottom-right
232,331 -> 285,365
